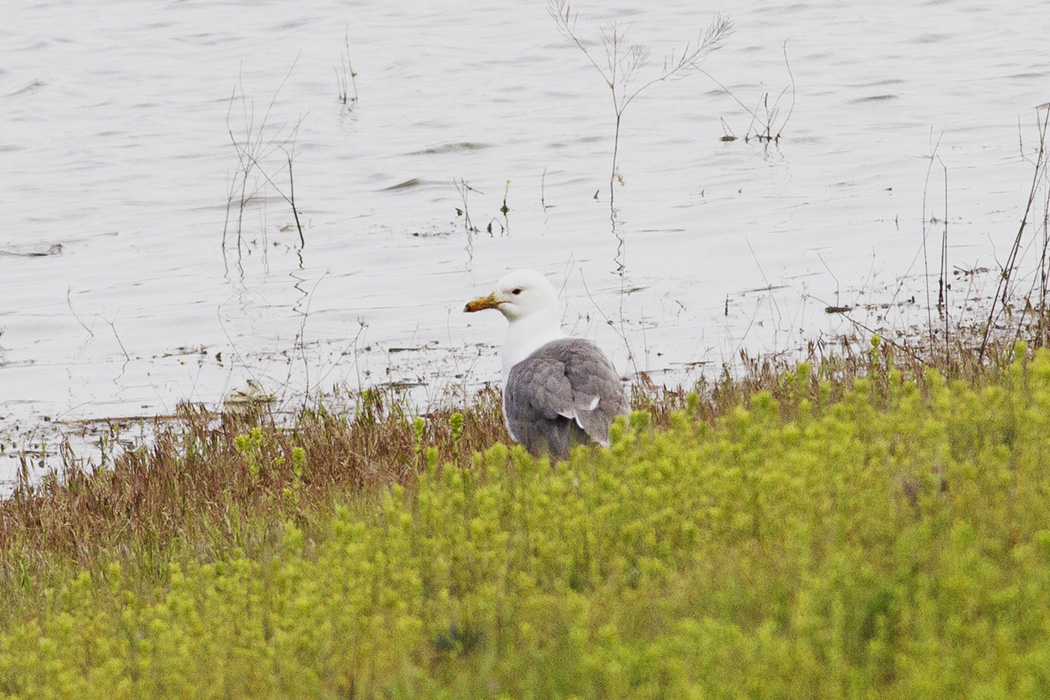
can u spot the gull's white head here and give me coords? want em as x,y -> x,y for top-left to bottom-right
464,268 -> 567,376
463,269 -> 560,322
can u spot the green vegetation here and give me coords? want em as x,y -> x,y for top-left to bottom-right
3,341 -> 1050,697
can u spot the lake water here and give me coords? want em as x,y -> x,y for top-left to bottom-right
2,0 -> 1049,488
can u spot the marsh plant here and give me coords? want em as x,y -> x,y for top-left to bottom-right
335,28 -> 359,108
711,41 -> 795,146
453,179 -> 512,263
977,103 -> 1050,360
223,67 -> 306,257
904,106 -> 1050,364
548,1 -> 732,210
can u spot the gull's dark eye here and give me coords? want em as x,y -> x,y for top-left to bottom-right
512,288 -> 522,295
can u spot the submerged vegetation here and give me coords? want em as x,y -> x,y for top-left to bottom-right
4,333 -> 1050,696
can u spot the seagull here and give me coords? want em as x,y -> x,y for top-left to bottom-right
464,269 -> 628,459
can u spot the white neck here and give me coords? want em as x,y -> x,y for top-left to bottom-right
501,313 -> 566,383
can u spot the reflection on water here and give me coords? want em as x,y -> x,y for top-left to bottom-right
2,0 -> 1049,487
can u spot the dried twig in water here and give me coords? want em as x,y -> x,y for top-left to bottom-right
703,40 -> 795,146
223,59 -> 307,254
287,150 -> 305,247
548,1 -> 732,210
919,133 -> 943,350
336,28 -> 359,107
101,312 -> 130,362
67,288 -> 93,338
979,105 -> 1050,361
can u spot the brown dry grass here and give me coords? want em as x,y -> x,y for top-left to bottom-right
0,385 -> 509,585
0,321 -> 1042,581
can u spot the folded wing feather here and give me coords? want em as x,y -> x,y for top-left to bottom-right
504,338 -> 627,457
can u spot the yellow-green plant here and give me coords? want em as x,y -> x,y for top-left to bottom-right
234,427 -> 266,480
282,447 -> 306,512
5,348 -> 1050,698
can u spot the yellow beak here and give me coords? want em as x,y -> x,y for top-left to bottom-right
464,293 -> 502,313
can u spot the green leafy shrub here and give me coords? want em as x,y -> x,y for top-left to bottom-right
5,350 -> 1050,698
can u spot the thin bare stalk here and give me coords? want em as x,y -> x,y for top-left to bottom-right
223,58 -> 305,255
701,40 -> 795,145
979,105 -> 1050,362
336,28 -> 359,107
938,158 -> 950,361
287,151 -> 305,248
548,1 -> 732,210
920,134 -> 943,349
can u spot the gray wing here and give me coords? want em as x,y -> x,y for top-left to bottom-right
504,338 -> 628,458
